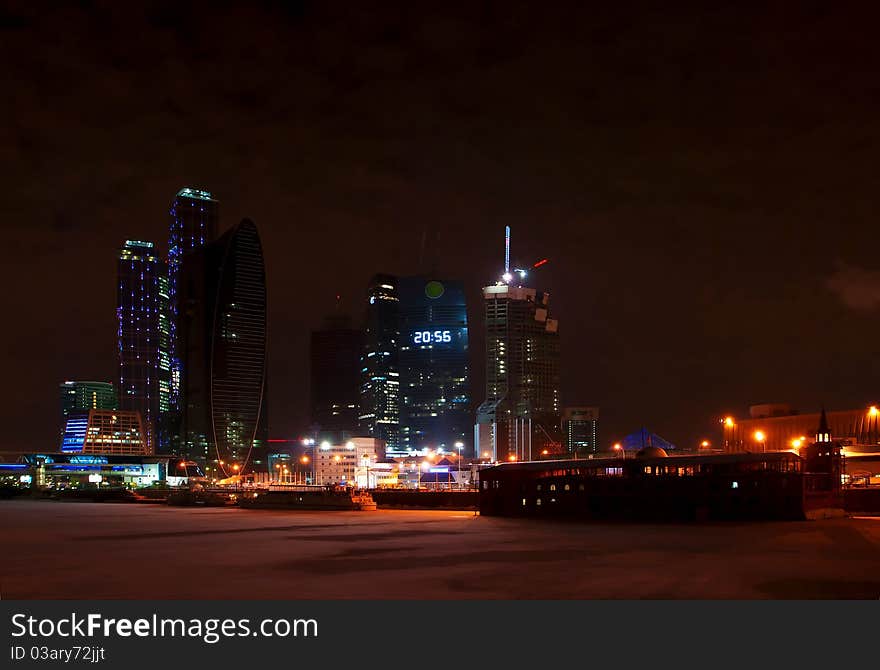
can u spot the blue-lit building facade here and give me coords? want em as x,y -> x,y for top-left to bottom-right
167,187 -> 218,422
359,275 -> 401,451
60,409 -> 147,456
59,381 -> 117,436
117,240 -> 171,453
178,218 -> 268,475
397,278 -> 470,456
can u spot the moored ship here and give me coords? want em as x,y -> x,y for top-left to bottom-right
238,484 -> 377,511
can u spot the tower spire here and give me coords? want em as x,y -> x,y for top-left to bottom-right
816,406 -> 830,443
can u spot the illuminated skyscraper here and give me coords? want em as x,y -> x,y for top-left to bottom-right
359,275 -> 400,451
59,381 -> 117,436
359,275 -> 470,457
477,283 -> 561,461
310,314 -> 362,443
179,218 -> 268,474
117,239 -> 171,454
167,187 -> 218,417
562,407 -> 599,455
397,277 -> 470,455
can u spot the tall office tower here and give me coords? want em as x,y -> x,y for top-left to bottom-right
310,314 -> 362,443
59,381 -> 117,435
359,275 -> 401,452
178,218 -> 268,475
397,277 -> 470,456
562,407 -> 599,455
477,283 -> 561,461
167,187 -> 218,421
116,240 -> 171,454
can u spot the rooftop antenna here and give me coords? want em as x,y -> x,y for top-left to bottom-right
502,226 -> 513,283
500,226 -> 549,285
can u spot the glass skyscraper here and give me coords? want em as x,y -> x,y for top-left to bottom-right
359,275 -> 470,457
397,277 -> 470,455
178,218 -> 268,475
117,239 -> 171,453
168,187 -> 218,417
359,275 -> 401,451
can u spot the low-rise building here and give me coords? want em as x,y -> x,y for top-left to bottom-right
313,437 -> 384,487
60,409 -> 148,456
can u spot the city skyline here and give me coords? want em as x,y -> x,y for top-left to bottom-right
4,4 -> 880,454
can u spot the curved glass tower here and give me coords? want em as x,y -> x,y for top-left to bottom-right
179,218 -> 268,475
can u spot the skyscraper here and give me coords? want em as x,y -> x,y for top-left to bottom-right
117,239 -> 171,453
179,218 -> 268,475
167,187 -> 218,418
477,282 -> 561,461
59,381 -> 117,435
397,277 -> 470,455
359,275 -> 401,451
562,407 -> 599,455
310,314 -> 362,443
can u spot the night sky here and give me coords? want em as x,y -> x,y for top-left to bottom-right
3,1 -> 880,453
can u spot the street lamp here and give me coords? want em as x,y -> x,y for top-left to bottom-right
754,430 -> 766,452
613,443 -> 623,459
721,416 -> 735,450
454,441 -> 464,490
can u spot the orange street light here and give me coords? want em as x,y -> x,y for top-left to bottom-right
754,430 -> 765,442
869,406 -> 879,417
700,440 -> 710,448
791,438 -> 803,449
301,455 -> 310,464
507,454 -> 517,462
723,417 -> 734,427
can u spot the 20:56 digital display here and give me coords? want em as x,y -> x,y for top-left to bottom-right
413,329 -> 453,344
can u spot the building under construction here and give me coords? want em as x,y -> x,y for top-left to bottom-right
475,227 -> 561,461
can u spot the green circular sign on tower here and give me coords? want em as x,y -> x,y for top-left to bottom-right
425,280 -> 445,299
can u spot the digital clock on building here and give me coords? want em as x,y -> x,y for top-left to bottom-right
413,329 -> 454,344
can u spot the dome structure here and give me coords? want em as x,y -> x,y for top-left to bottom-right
636,446 -> 668,458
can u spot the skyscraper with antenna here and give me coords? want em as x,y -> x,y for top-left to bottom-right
476,227 -> 561,461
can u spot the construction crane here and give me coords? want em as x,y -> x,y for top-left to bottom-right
499,225 -> 550,285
